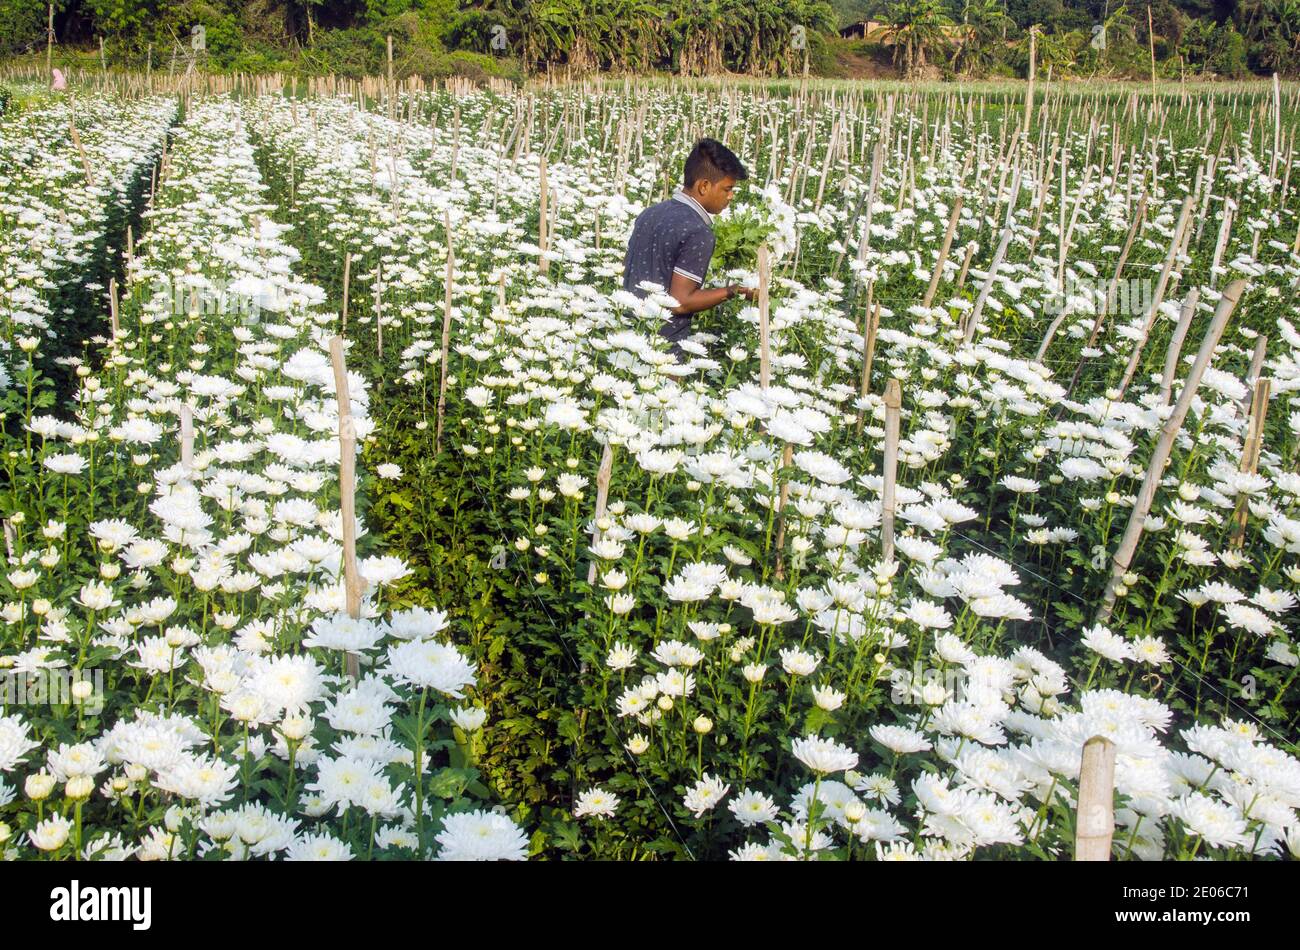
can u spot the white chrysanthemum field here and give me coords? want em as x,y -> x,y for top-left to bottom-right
2,77 -> 1300,863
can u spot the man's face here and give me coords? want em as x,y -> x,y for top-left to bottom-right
691,175 -> 740,215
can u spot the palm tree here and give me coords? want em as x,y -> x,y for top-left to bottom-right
876,0 -> 954,77
1097,2 -> 1137,72
950,0 -> 1011,75
1034,28 -> 1080,74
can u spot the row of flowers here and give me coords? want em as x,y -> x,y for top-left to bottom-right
0,92 -> 176,392
238,88 -> 1300,859
0,98 -> 523,860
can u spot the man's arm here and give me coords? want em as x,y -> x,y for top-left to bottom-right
668,273 -> 754,315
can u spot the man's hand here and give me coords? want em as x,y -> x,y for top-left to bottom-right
667,277 -> 757,315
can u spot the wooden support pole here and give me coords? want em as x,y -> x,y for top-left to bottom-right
68,116 -> 93,186
435,213 -> 455,455
108,278 -> 119,338
1085,193 -> 1149,349
1158,290 -> 1199,407
855,298 -> 880,438
773,442 -> 796,580
1272,72 -> 1282,182
1231,377 -> 1271,547
1241,335 -> 1269,416
538,154 -> 549,277
881,379 -> 902,563
1117,195 -> 1195,396
964,226 -> 1014,345
1096,280 -> 1246,624
856,142 -> 883,264
341,252 -> 351,333
923,197 -> 963,309
586,444 -> 615,586
1022,27 -> 1037,141
1147,5 -> 1157,97
1075,736 -> 1117,861
954,242 -> 976,292
758,243 -> 771,390
376,269 -> 388,365
329,336 -> 364,682
180,404 -> 194,474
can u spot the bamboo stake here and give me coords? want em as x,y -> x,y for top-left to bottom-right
586,444 -> 615,586
855,300 -> 881,437
1158,290 -> 1199,407
1146,5 -> 1157,97
1241,335 -> 1269,416
1022,27 -> 1037,141
180,404 -> 194,474
758,243 -> 771,390
1210,201 -> 1235,290
923,197 -> 963,309
1075,736 -> 1117,861
340,252 -> 351,335
435,213 -> 455,456
538,154 -> 549,277
1095,279 -> 1246,623
1117,195 -> 1196,396
1085,192 -> 1149,349
68,116 -> 93,186
964,226 -> 1014,345
881,378 -> 902,563
1230,377 -> 1271,547
1272,72 -> 1282,182
773,442 -> 796,580
329,336 -> 364,682
108,278 -> 119,338
856,143 -> 883,264
954,242 -> 976,292
375,261 -> 384,362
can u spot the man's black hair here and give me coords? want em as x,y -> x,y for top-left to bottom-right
683,138 -> 748,188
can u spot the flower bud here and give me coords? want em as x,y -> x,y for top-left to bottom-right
25,772 -> 56,801
281,715 -> 312,741
65,775 -> 95,800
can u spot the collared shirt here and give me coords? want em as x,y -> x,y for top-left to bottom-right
622,189 -> 717,343
671,188 -> 713,228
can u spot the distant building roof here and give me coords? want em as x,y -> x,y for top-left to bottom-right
839,19 -> 968,44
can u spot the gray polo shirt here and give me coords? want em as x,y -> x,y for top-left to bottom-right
622,190 -> 716,343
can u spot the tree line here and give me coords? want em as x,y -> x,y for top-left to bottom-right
0,0 -> 1295,78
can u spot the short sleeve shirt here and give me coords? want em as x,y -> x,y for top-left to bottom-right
622,191 -> 715,342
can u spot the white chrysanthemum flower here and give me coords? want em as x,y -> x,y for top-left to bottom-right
574,786 -> 620,820
435,810 -> 528,861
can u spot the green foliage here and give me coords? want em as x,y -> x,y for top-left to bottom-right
1182,18 -> 1249,78
83,0 -> 155,40
0,0 -> 50,54
7,0 -> 1300,85
712,206 -> 774,273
